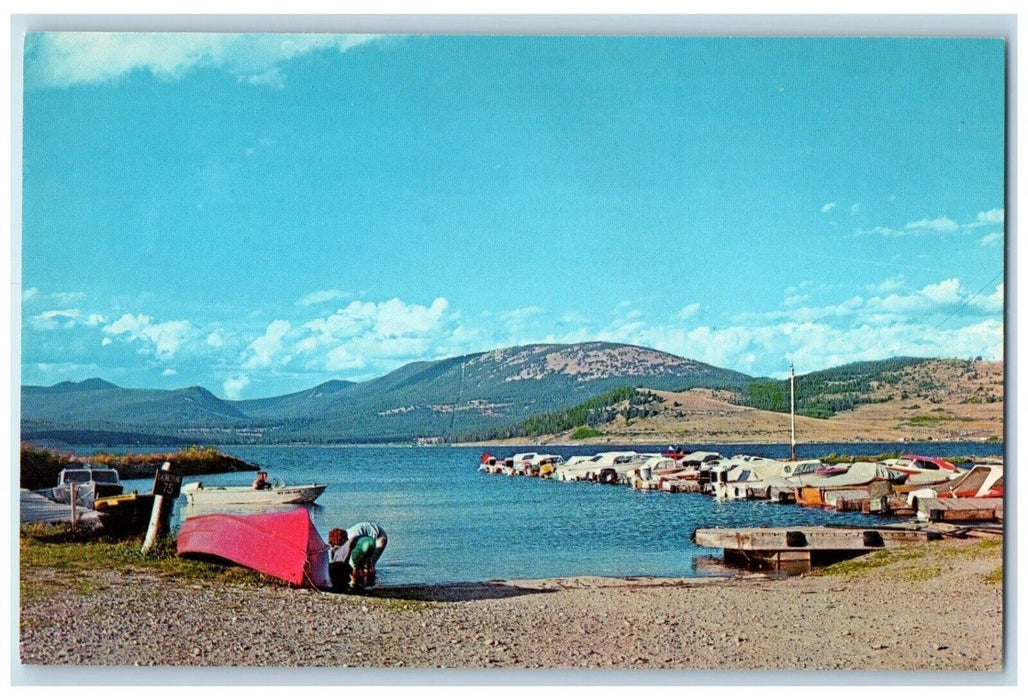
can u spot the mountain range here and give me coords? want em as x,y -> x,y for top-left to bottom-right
21,341 -> 1000,446
21,342 -> 753,444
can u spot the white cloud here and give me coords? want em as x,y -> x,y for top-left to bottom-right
782,295 -> 808,307
101,337 -> 112,347
297,289 -> 346,307
850,203 -> 860,216
820,202 -> 836,213
205,331 -> 226,348
905,216 -> 959,233
28,33 -> 387,88
242,320 -> 292,370
23,288 -> 39,302
102,313 -> 193,360
162,368 -> 178,377
295,297 -> 455,374
223,375 -> 251,400
870,275 -> 905,294
501,306 -> 544,321
973,208 -> 1005,226
971,283 -> 1004,314
979,232 -> 1003,248
677,302 -> 701,319
919,278 -> 962,305
30,308 -> 107,331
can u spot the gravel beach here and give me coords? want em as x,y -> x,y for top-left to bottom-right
19,537 -> 1003,672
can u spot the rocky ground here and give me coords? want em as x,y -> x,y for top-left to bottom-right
19,537 -> 1003,673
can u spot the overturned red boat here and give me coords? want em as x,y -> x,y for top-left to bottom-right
176,507 -> 331,588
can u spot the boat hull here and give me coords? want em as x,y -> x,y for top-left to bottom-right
177,508 -> 331,588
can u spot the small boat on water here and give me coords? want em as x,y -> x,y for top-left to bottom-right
177,507 -> 332,588
181,481 -> 327,506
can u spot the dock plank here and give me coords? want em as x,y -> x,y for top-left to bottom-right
693,526 -> 928,552
20,489 -> 104,528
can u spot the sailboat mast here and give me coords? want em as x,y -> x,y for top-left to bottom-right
790,363 -> 796,461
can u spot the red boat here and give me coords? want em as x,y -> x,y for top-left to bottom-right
177,508 -> 331,588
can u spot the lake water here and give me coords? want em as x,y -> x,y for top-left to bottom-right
105,442 -> 1003,586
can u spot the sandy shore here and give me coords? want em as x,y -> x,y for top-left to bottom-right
19,537 -> 1003,672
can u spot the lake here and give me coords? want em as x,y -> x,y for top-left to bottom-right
103,442 -> 1003,586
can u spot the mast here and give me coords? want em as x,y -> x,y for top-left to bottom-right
790,363 -> 796,461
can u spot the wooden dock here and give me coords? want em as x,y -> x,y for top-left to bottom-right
692,526 -> 937,571
916,497 -> 1004,523
20,489 -> 104,529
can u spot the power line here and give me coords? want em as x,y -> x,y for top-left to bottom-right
930,271 -> 1003,333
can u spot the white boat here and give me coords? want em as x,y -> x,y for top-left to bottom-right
554,451 -> 639,482
181,481 -> 327,506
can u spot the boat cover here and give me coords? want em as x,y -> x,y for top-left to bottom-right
177,508 -> 331,588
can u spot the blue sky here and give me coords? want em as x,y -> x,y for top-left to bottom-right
20,34 -> 1006,399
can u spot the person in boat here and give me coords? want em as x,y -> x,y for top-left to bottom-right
327,527 -> 377,592
345,521 -> 388,587
252,471 -> 271,490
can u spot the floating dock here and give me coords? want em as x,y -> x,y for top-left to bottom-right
692,526 -> 938,571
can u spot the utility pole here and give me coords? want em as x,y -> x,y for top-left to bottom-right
790,363 -> 797,461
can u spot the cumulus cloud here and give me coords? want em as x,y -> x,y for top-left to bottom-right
870,275 -> 905,294
162,368 -> 178,377
820,202 -> 836,213
30,309 -> 107,330
102,313 -> 192,360
242,320 -> 292,370
27,32 -> 386,88
205,331 -> 226,348
979,232 -> 1003,248
297,289 -> 346,307
223,375 -> 251,400
22,287 -> 39,302
969,208 -> 1004,226
296,297 -> 453,373
677,302 -> 701,319
971,283 -> 1004,314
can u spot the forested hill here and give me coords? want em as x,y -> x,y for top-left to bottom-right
22,347 -> 1001,445
21,341 -> 755,445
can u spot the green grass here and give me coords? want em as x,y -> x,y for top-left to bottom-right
813,538 -> 1003,579
19,523 -> 270,601
983,566 -> 1003,584
570,425 -> 603,440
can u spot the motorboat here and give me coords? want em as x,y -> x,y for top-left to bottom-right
181,481 -> 326,506
40,464 -> 124,508
554,451 -> 639,482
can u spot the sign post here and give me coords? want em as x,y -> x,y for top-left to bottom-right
141,461 -> 181,555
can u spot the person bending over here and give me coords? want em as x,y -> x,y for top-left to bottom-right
345,522 -> 388,586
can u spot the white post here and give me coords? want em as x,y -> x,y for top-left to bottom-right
141,461 -> 173,555
790,363 -> 796,461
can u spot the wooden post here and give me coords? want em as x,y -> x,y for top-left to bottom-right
141,461 -> 174,555
69,482 -> 78,530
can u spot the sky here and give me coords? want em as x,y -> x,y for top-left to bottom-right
19,33 -> 1006,400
